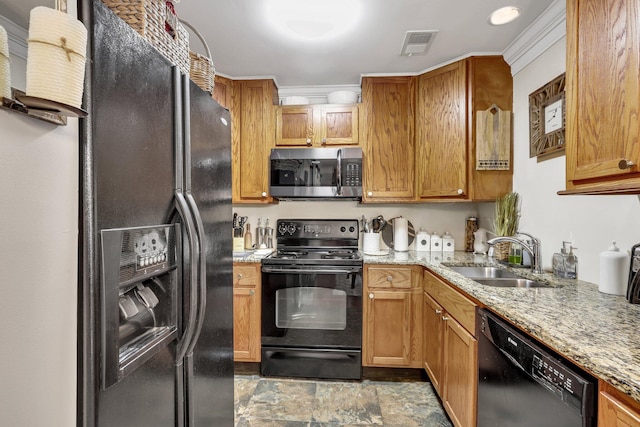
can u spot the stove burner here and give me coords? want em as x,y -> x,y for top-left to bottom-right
321,251 -> 358,260
274,251 -> 308,260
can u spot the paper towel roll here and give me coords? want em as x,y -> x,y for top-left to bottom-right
26,7 -> 87,108
0,25 -> 10,100
394,217 -> 408,252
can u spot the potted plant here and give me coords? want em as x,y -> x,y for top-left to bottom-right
493,191 -> 520,261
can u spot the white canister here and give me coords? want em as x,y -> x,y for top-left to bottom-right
363,232 -> 381,253
430,233 -> 442,252
599,241 -> 629,295
416,229 -> 431,251
442,232 -> 455,252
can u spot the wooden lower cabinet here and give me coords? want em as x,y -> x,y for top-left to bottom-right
423,269 -> 477,427
363,265 -> 422,368
232,263 -> 261,362
599,381 -> 640,426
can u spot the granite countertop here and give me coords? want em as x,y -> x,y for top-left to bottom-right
364,250 -> 640,403
233,249 -> 640,402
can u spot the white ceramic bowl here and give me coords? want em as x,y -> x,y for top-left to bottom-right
327,91 -> 358,104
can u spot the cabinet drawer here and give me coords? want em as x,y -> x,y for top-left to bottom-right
424,271 -> 476,334
366,265 -> 416,289
233,264 -> 260,287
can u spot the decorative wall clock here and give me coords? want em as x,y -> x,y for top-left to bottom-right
529,73 -> 565,159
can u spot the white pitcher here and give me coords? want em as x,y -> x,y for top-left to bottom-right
473,228 -> 490,255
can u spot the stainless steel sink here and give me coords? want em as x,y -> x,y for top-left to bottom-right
448,266 -> 520,279
447,265 -> 553,288
473,278 -> 552,288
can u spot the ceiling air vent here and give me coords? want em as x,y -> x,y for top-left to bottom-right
400,30 -> 438,56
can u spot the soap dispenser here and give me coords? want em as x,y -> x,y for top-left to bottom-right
564,242 -> 578,279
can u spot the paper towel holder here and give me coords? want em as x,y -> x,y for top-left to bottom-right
381,217 -> 416,249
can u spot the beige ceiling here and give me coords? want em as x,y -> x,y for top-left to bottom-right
1,0 -> 557,87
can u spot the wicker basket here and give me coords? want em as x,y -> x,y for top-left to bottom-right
180,19 -> 215,93
102,0 -> 190,75
493,241 -> 511,262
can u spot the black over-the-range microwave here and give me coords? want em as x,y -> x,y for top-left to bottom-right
269,147 -> 363,200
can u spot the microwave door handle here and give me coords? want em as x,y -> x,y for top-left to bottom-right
336,148 -> 342,195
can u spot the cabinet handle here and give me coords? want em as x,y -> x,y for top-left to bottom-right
261,191 -> 267,197
306,138 -> 312,145
321,138 -> 326,145
442,316 -> 449,321
367,191 -> 373,197
457,188 -> 463,195
435,309 -> 442,315
619,159 -> 635,170
369,293 -> 374,299
386,276 -> 393,282
249,290 -> 254,296
236,274 -> 243,280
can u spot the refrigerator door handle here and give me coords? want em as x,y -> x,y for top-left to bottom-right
184,193 -> 207,355
174,190 -> 200,365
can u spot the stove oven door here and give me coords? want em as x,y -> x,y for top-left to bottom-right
260,264 -> 363,379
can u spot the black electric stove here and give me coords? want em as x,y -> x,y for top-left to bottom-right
260,219 -> 363,380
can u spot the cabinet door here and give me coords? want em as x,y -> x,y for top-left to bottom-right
232,80 -> 277,203
232,263 -> 261,362
443,316 -> 477,427
599,382 -> 640,427
275,105 -> 314,146
423,291 -> 444,395
233,287 -> 260,361
361,77 -> 415,201
566,0 -> 640,193
364,290 -> 412,367
416,61 -> 467,199
321,105 -> 359,146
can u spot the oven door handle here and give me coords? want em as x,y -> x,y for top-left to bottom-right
261,266 -> 362,274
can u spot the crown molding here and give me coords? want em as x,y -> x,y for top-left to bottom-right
502,0 -> 566,76
0,14 -> 28,60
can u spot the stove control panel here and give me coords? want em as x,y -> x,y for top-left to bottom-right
276,219 -> 359,240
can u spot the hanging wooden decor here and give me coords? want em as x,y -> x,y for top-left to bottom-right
476,104 -> 511,170
529,73 -> 565,159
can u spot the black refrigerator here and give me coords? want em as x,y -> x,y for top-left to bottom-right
79,1 -> 233,425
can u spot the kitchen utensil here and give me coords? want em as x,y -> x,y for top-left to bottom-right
627,243 -> 640,302
473,228 -> 490,255
233,213 -> 238,229
381,217 -> 415,249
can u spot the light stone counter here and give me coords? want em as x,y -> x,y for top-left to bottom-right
363,250 -> 640,403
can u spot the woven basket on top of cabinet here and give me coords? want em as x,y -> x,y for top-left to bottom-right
180,19 -> 215,93
102,0 -> 190,76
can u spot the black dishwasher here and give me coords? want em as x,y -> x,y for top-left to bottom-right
477,308 -> 596,427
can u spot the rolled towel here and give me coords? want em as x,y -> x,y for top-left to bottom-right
26,6 -> 87,108
0,25 -> 10,100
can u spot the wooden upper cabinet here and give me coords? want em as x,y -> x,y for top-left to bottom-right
565,0 -> 640,194
416,56 -> 513,202
231,79 -> 278,203
417,61 -> 467,199
275,104 -> 359,147
360,76 -> 416,201
212,75 -> 232,109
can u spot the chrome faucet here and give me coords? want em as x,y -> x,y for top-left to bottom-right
487,232 -> 543,274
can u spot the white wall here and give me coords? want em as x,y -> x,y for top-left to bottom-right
499,37 -> 640,284
0,16 -> 78,427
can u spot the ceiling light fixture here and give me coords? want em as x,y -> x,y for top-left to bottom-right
488,6 -> 521,26
264,0 -> 362,42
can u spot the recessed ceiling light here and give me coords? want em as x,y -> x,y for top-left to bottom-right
265,0 -> 362,42
488,6 -> 521,26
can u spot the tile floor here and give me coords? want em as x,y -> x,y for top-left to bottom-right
234,375 -> 453,427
